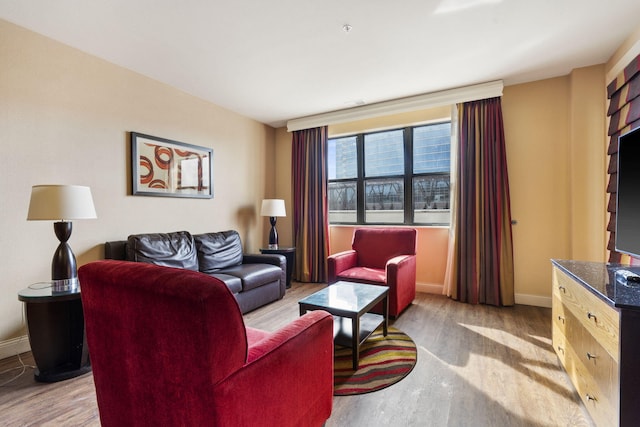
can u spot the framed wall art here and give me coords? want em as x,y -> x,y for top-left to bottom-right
131,132 -> 213,198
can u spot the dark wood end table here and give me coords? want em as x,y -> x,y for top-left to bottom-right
260,247 -> 295,288
18,282 -> 91,382
298,281 -> 388,370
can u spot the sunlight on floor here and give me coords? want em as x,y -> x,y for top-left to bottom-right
418,321 -> 582,427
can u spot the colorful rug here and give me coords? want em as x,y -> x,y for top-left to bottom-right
333,326 -> 417,396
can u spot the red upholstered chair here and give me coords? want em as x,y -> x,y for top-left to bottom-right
78,260 -> 333,427
327,227 -> 417,317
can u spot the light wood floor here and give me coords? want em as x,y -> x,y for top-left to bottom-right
1,282 -> 594,427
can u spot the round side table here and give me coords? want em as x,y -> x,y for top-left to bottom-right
18,282 -> 91,382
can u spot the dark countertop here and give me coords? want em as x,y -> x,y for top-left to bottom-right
552,259 -> 640,310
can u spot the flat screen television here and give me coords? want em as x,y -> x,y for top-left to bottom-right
615,126 -> 640,282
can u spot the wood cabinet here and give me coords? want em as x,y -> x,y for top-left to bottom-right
552,261 -> 640,427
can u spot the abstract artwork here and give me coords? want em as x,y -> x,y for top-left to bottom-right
131,132 -> 213,198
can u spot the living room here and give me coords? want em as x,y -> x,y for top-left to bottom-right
1,2 -> 640,425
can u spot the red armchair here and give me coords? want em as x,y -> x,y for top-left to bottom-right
328,227 -> 417,317
78,260 -> 333,427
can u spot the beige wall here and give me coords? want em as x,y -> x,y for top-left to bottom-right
503,67 -> 606,304
568,66 -> 607,261
504,79 -> 573,301
0,20 -> 275,348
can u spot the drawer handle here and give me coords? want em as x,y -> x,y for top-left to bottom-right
587,312 -> 597,321
557,315 -> 565,324
558,285 -> 566,293
586,394 -> 597,402
557,346 -> 564,354
586,352 -> 597,360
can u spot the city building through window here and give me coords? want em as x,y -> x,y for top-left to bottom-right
328,121 -> 451,225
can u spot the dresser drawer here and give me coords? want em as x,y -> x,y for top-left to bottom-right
552,320 -> 568,367
552,293 -> 569,337
561,331 -> 617,427
553,267 -> 619,362
562,302 -> 619,403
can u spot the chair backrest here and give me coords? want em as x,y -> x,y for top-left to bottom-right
352,227 -> 417,269
78,260 -> 248,426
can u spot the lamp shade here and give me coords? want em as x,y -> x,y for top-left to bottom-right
260,199 -> 286,217
27,185 -> 97,221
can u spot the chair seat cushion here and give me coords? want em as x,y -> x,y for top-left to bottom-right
221,264 -> 282,291
337,267 -> 386,284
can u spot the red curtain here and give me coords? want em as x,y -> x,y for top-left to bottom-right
606,54 -> 640,263
448,97 -> 514,306
291,127 -> 329,282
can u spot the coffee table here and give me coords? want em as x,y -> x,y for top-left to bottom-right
298,281 -> 388,370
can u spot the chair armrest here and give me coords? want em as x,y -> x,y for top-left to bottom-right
327,250 -> 357,283
213,311 -> 334,427
246,310 -> 332,362
386,254 -> 417,315
387,254 -> 413,267
386,254 -> 417,287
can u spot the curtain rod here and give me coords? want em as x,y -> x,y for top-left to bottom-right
286,80 -> 503,132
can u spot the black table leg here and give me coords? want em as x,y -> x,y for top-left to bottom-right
352,315 -> 359,370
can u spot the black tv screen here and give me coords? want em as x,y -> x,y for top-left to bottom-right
616,126 -> 640,259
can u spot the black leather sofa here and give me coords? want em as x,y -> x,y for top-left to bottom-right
104,230 -> 286,314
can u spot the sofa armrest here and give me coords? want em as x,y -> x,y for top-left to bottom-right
243,254 -> 286,294
243,253 -> 284,268
327,250 -> 357,283
104,240 -> 127,260
213,311 -> 334,427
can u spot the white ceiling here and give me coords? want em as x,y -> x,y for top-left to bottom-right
2,0 -> 639,128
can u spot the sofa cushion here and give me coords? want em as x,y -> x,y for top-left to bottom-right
194,231 -> 243,273
127,231 -> 198,271
207,273 -> 243,295
221,263 -> 282,292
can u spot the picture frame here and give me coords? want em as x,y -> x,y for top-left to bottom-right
130,132 -> 213,198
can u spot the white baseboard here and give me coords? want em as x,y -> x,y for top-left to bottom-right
514,293 -> 552,308
416,282 -> 443,294
0,335 -> 31,361
416,283 -> 552,308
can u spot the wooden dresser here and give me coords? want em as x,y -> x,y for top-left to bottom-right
552,260 -> 640,427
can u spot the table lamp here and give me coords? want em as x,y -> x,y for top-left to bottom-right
27,185 -> 97,292
260,199 -> 286,249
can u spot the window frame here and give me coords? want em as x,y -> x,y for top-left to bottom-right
328,121 -> 451,226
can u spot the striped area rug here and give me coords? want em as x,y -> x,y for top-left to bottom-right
333,326 -> 417,396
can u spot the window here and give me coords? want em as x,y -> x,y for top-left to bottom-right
328,122 -> 451,225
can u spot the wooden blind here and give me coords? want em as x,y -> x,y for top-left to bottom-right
606,54 -> 640,262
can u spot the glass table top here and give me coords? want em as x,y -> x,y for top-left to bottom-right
18,280 -> 81,302
298,281 -> 388,314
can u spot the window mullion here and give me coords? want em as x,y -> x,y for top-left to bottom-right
356,134 -> 365,224
404,127 -> 412,224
